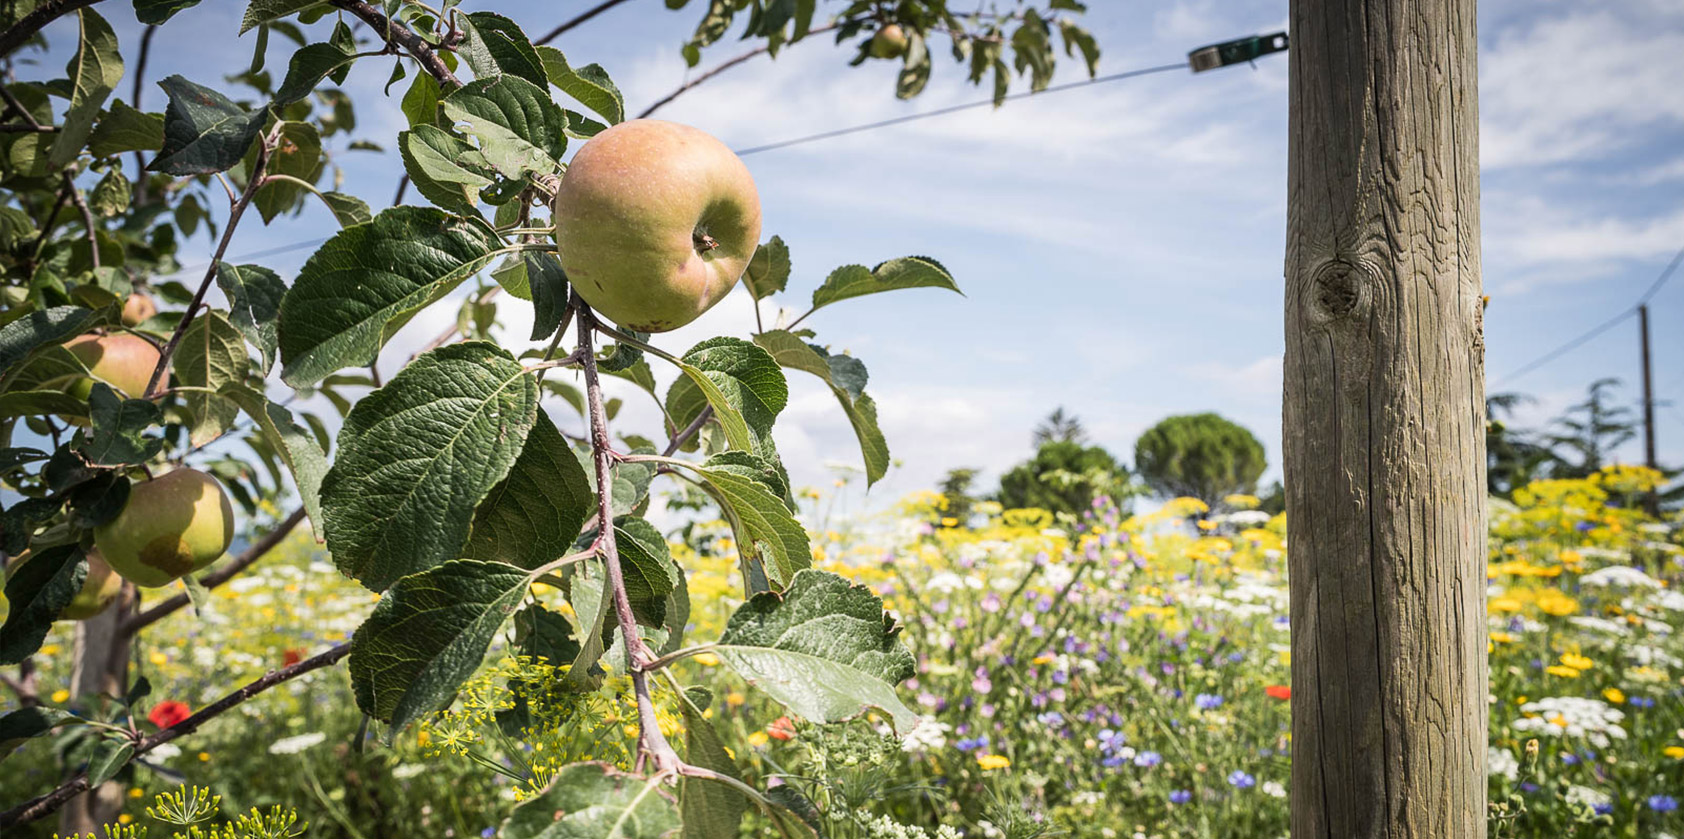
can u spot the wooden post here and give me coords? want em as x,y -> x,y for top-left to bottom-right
1283,0 -> 1487,836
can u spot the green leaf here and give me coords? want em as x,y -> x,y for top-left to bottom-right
461,12 -> 547,89
278,206 -> 504,387
678,688 -> 746,839
48,9 -> 124,170
148,75 -> 267,176
398,125 -> 493,216
0,545 -> 87,665
613,516 -> 678,628
896,30 -> 931,99
666,337 -> 787,453
809,256 -> 961,313
525,252 -> 569,341
513,603 -> 581,666
1058,19 -> 1100,77
535,46 -> 624,125
214,262 -> 284,374
0,306 -> 104,380
240,0 -> 319,33
499,763 -> 680,839
134,0 -> 203,24
88,169 -> 131,217
715,569 -> 918,732
692,454 -> 809,589
752,331 -> 888,485
254,120 -> 323,223
400,70 -> 440,128
273,41 -> 357,104
440,75 -> 565,180
322,342 -> 539,591
0,390 -> 90,420
565,559 -> 610,686
464,411 -> 591,569
741,236 -> 790,300
75,383 -> 163,466
219,384 -> 327,534
319,191 -> 372,227
173,310 -> 249,447
350,559 -> 529,735
86,738 -> 134,785
0,707 -> 85,760
87,100 -> 164,157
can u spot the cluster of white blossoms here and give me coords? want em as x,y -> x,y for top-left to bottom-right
1512,697 -> 1629,748
1488,746 -> 1520,781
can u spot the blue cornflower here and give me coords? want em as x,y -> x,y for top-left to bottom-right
1169,789 -> 1192,804
1649,795 -> 1678,813
1195,693 -> 1225,710
1036,711 -> 1064,727
1629,696 -> 1656,709
1593,803 -> 1613,816
1228,771 -> 1255,789
1133,750 -> 1162,768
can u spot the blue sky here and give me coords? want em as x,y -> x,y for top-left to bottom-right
25,0 -> 1684,512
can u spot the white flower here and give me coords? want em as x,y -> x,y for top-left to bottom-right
1568,616 -> 1630,636
268,731 -> 327,755
1042,562 -> 1075,590
1072,789 -> 1105,806
900,717 -> 950,753
149,743 -> 181,761
1227,510 -> 1272,527
1512,697 -> 1627,748
1566,785 -> 1610,808
1261,780 -> 1287,798
926,572 -> 965,594
1580,566 -> 1659,588
1651,590 -> 1684,612
1488,747 -> 1519,781
392,764 -> 427,779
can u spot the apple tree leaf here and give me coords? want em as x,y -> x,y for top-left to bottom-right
350,559 -> 529,736
277,206 -> 505,387
48,9 -> 124,169
460,12 -> 547,89
273,41 -> 360,105
664,338 -> 787,453
535,46 -> 624,125
0,306 -> 106,380
464,411 -> 591,569
690,453 -> 809,590
809,256 -> 961,313
214,262 -> 285,374
148,75 -> 267,176
741,236 -> 790,301
752,331 -> 888,486
322,342 -> 539,592
87,100 -> 163,157
75,383 -> 163,466
173,310 -> 249,447
398,125 -> 493,217
0,707 -> 86,760
499,763 -> 680,839
440,75 -> 565,181
678,687 -> 747,839
133,0 -> 203,25
714,569 -> 918,733
219,384 -> 327,535
0,545 -> 87,665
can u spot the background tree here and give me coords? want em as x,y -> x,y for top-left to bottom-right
1132,412 -> 1266,507
1546,378 -> 1639,479
1487,391 -> 1556,496
1032,405 -> 1086,446
935,466 -> 979,528
996,439 -> 1131,517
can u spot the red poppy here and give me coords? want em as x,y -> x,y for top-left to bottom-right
1265,685 -> 1291,701
767,716 -> 796,741
148,700 -> 191,729
283,648 -> 306,667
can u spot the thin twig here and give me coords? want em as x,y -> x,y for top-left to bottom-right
27,182 -> 72,268
143,124 -> 280,398
663,406 -> 713,456
121,507 -> 308,636
0,0 -> 107,59
131,23 -> 157,199
638,23 -> 839,119
532,0 -> 634,46
63,171 -> 98,271
0,643 -> 351,829
576,301 -> 683,774
0,122 -> 55,132
0,82 -> 42,128
327,0 -> 462,89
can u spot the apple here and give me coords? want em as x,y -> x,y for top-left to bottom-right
94,468 -> 234,588
870,24 -> 909,59
552,119 -> 761,332
4,549 -> 123,620
64,332 -> 165,399
121,292 -> 157,326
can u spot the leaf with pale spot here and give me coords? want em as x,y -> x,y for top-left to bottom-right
809,256 -> 960,313
440,76 -> 565,181
148,75 -> 266,176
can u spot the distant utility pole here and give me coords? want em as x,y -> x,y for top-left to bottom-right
1283,0 -> 1486,837
1639,304 -> 1658,513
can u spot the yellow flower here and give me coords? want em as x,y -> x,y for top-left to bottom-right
976,753 -> 1011,771
692,653 -> 720,667
118,814 -> 132,825
197,752 -> 210,762
1662,746 -> 1684,760
51,689 -> 70,704
1559,653 -> 1593,671
128,788 -> 144,799
149,651 -> 168,666
1488,597 -> 1524,614
1545,665 -> 1580,678
747,731 -> 769,748
1602,688 -> 1625,704
1490,632 -> 1515,644
1536,591 -> 1578,617
39,644 -> 61,657
725,692 -> 745,708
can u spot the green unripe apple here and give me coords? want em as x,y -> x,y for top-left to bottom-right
121,292 -> 157,327
94,468 -> 234,588
5,549 -> 123,620
552,119 -> 762,332
64,333 -> 165,399
870,24 -> 909,59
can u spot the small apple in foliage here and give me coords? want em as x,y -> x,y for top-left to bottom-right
552,119 -> 761,332
94,468 -> 234,588
5,549 -> 124,620
870,24 -> 909,59
63,332 -> 165,399
121,292 -> 157,327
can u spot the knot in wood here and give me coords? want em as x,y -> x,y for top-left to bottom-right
1306,259 -> 1372,324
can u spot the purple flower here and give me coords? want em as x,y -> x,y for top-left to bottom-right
1593,803 -> 1613,816
1133,751 -> 1162,768
1036,712 -> 1064,727
954,736 -> 989,753
1195,693 -> 1224,710
1227,771 -> 1255,789
1629,696 -> 1656,709
1169,789 -> 1192,804
1649,795 -> 1679,813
